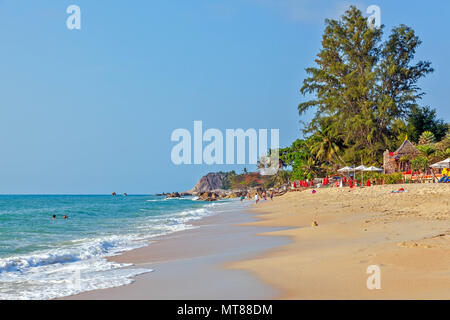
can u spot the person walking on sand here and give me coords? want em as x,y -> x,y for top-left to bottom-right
269,190 -> 274,201
255,193 -> 259,204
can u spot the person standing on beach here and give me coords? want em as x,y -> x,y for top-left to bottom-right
269,190 -> 274,201
255,193 -> 259,204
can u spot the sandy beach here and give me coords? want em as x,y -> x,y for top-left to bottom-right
231,183 -> 450,299
62,184 -> 450,300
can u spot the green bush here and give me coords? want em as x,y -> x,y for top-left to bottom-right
383,173 -> 404,184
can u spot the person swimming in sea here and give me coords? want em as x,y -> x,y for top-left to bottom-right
52,215 -> 56,220
63,215 -> 68,219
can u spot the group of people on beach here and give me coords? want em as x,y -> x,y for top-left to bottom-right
240,190 -> 274,204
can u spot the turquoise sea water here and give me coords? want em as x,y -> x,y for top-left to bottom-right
0,195 -> 231,299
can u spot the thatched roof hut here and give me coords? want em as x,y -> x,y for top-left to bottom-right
383,138 -> 420,174
394,139 -> 421,157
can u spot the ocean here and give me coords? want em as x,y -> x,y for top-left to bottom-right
0,195 -> 236,300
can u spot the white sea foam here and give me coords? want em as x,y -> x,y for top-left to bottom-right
0,234 -> 152,300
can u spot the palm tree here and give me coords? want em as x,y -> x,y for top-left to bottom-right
269,170 -> 290,187
419,131 -> 436,145
309,127 -> 343,165
420,157 -> 429,181
411,156 -> 428,182
300,156 -> 321,180
417,144 -> 435,158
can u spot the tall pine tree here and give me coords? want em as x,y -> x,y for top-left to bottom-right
299,6 -> 433,164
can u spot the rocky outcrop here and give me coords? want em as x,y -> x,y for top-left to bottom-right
190,173 -> 225,193
195,189 -> 246,201
160,171 -> 290,201
193,185 -> 291,202
166,192 -> 181,198
197,192 -> 219,201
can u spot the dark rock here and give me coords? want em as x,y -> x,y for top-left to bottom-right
190,173 -> 225,193
166,192 -> 181,199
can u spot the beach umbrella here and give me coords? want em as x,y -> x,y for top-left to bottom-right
338,166 -> 355,183
338,166 -> 355,187
430,158 -> 450,168
364,166 -> 383,172
337,166 -> 355,173
363,167 -> 382,185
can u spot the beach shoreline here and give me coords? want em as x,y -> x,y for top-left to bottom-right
63,200 -> 290,300
62,183 -> 450,300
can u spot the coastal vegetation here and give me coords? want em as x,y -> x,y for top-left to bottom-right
274,6 -> 449,181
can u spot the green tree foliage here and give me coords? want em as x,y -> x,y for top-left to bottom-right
418,131 -> 436,145
416,144 -> 435,158
411,156 -> 429,180
406,106 -> 447,143
298,6 -> 433,164
278,138 -> 324,180
309,119 -> 344,166
265,170 -> 291,188
218,171 -> 236,190
383,173 -> 404,184
278,139 -> 309,167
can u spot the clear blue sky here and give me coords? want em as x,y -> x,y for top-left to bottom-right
0,0 -> 448,194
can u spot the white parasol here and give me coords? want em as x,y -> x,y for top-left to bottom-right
337,166 -> 355,173
364,166 -> 383,172
430,158 -> 450,169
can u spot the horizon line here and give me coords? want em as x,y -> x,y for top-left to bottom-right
0,193 -> 159,196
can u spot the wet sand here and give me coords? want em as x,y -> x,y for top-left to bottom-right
64,203 -> 289,300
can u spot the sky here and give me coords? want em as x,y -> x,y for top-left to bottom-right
0,0 -> 449,194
